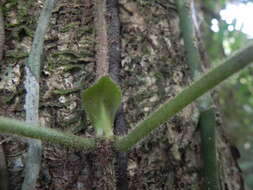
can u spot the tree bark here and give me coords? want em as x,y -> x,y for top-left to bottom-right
0,0 -> 244,189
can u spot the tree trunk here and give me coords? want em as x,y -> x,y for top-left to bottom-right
0,0 -> 244,189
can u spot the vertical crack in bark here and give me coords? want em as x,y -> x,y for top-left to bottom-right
94,0 -> 128,189
114,108 -> 128,190
106,0 -> 120,83
105,0 -> 128,189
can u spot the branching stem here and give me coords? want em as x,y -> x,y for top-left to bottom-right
0,44 -> 253,153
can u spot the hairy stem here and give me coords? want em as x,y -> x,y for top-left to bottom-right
0,44 -> 253,153
115,42 -> 253,151
0,117 -> 96,149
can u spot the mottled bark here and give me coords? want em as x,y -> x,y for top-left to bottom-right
0,6 -> 4,62
0,140 -> 8,190
0,6 -> 8,190
0,0 -> 244,189
95,0 -> 109,78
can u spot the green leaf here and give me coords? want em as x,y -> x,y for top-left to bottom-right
81,76 -> 122,137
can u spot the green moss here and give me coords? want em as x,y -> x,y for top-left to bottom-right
60,22 -> 79,33
6,50 -> 28,60
52,50 -> 94,65
62,64 -> 84,72
53,87 -> 81,95
60,115 -> 81,128
137,0 -> 156,7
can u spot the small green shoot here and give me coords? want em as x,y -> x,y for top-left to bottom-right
81,76 -> 122,138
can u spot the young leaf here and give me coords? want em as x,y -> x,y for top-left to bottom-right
81,76 -> 122,137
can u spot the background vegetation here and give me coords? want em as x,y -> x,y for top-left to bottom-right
201,0 -> 253,188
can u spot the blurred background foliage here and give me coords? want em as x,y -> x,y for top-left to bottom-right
199,0 -> 253,188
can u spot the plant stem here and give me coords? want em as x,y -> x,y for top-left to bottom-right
93,0 -> 128,188
115,42 -> 253,151
0,117 -> 96,150
22,1 -> 55,189
199,109 -> 220,190
175,0 -> 201,78
0,44 -> 253,153
175,1 -> 220,189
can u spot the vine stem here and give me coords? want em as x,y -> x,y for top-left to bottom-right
175,1 -> 220,189
175,0 -> 201,78
0,43 -> 253,152
115,42 -> 253,151
0,117 -> 96,149
199,108 -> 220,190
22,1 -> 55,190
